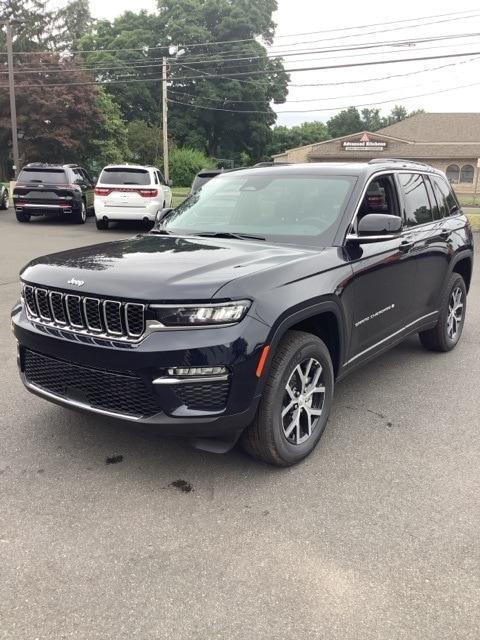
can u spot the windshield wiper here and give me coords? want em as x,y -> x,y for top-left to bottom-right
195,231 -> 266,241
149,227 -> 171,235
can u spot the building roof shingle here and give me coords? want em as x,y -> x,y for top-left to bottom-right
375,112 -> 480,143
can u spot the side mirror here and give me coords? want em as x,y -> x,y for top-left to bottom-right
167,179 -> 173,187
155,207 -> 174,224
348,213 -> 402,243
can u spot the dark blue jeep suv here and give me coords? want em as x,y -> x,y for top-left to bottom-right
12,161 -> 474,465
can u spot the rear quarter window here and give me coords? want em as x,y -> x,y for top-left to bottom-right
99,168 -> 150,186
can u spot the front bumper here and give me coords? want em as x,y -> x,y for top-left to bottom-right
12,304 -> 269,438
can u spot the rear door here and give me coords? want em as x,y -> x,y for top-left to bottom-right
396,172 -> 449,317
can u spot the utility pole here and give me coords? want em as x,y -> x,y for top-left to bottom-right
162,56 -> 169,182
4,20 -> 20,179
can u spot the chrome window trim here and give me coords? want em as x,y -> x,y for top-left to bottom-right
345,311 -> 439,365
65,294 -> 85,329
49,291 -> 67,325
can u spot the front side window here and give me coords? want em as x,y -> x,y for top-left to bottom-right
446,164 -> 460,184
398,173 -> 433,227
460,164 -> 474,184
163,172 -> 357,244
99,168 -> 150,186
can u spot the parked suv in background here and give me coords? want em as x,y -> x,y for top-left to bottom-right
12,160 -> 473,466
0,183 -> 8,210
13,163 -> 94,223
94,164 -> 172,229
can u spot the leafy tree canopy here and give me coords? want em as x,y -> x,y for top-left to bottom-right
268,121 -> 330,157
326,105 -> 424,138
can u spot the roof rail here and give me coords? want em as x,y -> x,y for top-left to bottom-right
368,158 -> 431,168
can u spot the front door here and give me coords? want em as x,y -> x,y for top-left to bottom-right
345,173 -> 419,361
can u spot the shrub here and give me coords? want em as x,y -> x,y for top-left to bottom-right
169,148 -> 215,187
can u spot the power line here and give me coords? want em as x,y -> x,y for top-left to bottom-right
3,49 -> 480,88
167,78 -> 480,114
3,8 -> 480,56
5,31 -> 480,75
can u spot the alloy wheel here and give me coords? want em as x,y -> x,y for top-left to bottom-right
447,286 -> 464,341
282,357 -> 325,445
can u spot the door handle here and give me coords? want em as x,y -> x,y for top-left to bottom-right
399,239 -> 414,252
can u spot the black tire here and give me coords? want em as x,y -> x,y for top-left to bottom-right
95,218 -> 109,230
0,191 -> 8,210
241,330 -> 334,466
72,200 -> 87,224
419,273 -> 467,352
16,212 -> 31,223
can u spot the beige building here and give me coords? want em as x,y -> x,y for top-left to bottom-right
273,112 -> 480,197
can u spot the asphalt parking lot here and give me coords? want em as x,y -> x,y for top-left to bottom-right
1,210 -> 479,640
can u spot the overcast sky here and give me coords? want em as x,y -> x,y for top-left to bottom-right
85,0 -> 480,127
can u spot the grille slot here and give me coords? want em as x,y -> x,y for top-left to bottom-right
24,349 -> 163,418
125,303 -> 145,337
104,300 -> 123,335
36,289 -> 52,320
84,298 -> 103,332
22,285 -> 146,342
50,291 -> 66,324
172,381 -> 229,411
24,285 -> 38,316
66,295 -> 84,328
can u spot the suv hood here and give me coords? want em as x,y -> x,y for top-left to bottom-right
20,234 -> 318,301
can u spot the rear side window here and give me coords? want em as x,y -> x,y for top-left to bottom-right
398,173 -> 433,227
17,168 -> 67,184
432,176 -> 460,216
99,168 -> 150,186
424,176 -> 442,220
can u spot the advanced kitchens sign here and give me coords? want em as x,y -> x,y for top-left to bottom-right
342,133 -> 387,151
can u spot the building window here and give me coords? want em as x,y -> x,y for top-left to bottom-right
446,164 -> 460,184
460,164 -> 474,183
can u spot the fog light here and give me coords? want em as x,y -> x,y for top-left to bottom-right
168,366 -> 227,377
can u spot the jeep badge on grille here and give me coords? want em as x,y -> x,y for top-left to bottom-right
67,278 -> 85,287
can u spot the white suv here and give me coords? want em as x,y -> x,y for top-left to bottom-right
94,164 -> 172,229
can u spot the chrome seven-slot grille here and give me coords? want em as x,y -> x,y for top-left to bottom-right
23,284 -> 145,340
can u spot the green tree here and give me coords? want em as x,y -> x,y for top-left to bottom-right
169,147 -> 215,186
127,120 -> 163,165
327,107 -> 364,138
54,0 -> 93,51
269,121 -> 329,156
81,90 -> 130,174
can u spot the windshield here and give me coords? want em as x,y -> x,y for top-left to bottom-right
164,172 -> 357,243
99,168 -> 150,185
18,168 -> 67,184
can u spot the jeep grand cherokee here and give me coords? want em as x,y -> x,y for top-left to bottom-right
11,161 -> 474,466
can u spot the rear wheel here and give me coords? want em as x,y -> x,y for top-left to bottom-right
419,273 -> 467,352
241,330 -> 334,466
16,212 -> 31,223
72,200 -> 87,224
95,218 -> 109,230
0,190 -> 8,210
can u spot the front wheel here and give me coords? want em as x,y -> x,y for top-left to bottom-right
419,273 -> 467,352
241,330 -> 334,466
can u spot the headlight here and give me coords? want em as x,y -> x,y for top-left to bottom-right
152,300 -> 251,327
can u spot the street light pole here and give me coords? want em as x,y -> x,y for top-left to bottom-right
4,20 -> 20,178
162,56 -> 169,182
